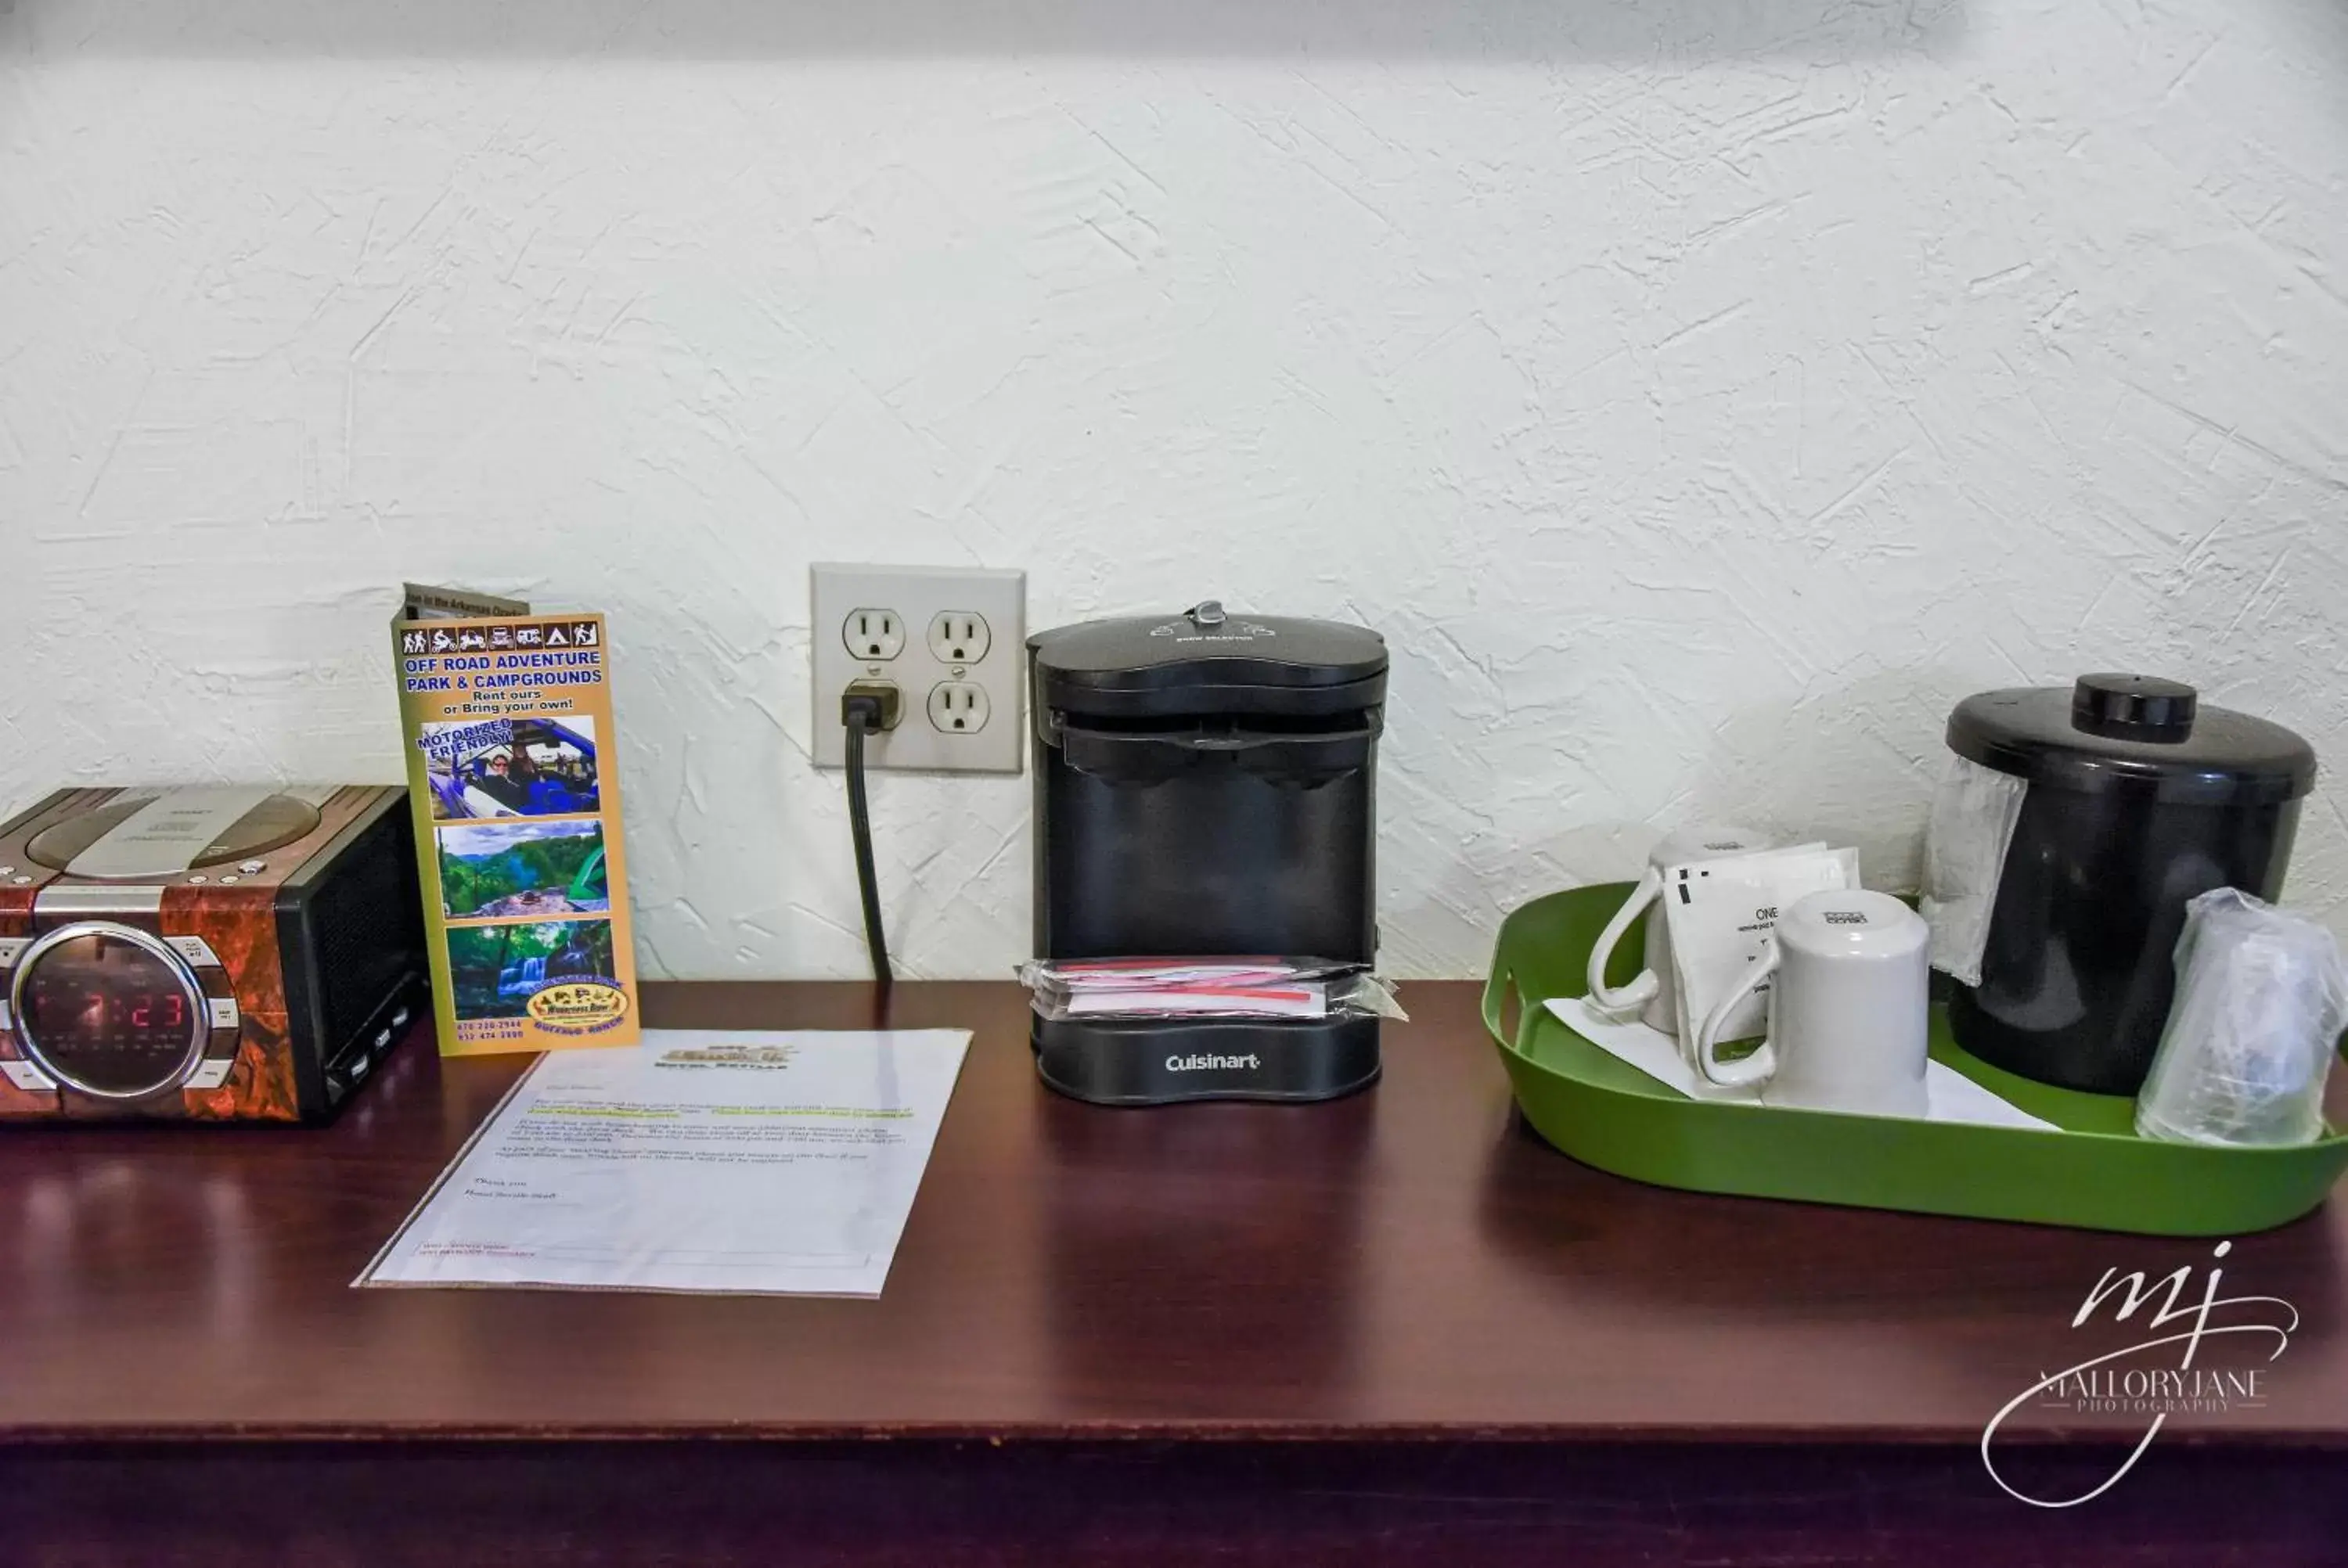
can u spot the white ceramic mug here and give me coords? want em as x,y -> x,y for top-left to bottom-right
1693,889 -> 1931,1117
1586,825 -> 1776,1032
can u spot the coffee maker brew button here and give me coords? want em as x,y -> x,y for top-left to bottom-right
1188,600 -> 1226,627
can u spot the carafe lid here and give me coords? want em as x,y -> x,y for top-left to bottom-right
1946,674 -> 2316,804
1030,603 -> 1388,718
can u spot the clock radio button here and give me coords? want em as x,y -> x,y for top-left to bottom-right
238,861 -> 266,875
0,937 -> 26,967
2,1059 -> 56,1092
184,1060 -> 233,1091
167,937 -> 224,969
207,998 -> 239,1031
185,875 -> 207,885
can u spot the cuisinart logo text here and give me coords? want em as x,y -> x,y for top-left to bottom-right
1165,1052 -> 1262,1072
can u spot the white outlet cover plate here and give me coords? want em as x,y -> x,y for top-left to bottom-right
811,563 -> 1026,773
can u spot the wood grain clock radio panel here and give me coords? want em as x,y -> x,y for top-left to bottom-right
0,786 -> 428,1124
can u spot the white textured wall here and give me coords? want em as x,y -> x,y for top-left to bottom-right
4,0 -> 2344,979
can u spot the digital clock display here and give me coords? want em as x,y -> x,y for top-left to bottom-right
16,930 -> 203,1097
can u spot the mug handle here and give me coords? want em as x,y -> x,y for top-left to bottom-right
1694,937 -> 1782,1089
1586,868 -> 1664,1014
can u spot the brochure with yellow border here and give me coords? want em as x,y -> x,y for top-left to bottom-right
391,584 -> 639,1055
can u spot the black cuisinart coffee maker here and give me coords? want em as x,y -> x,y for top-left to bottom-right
1028,602 -> 1388,1105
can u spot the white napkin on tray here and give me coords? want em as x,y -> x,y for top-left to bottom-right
1547,995 -> 2056,1131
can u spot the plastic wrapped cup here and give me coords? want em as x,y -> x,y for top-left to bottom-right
2136,889 -> 2348,1148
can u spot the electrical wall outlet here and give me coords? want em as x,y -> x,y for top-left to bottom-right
927,611 -> 991,665
927,680 -> 991,734
812,564 -> 1025,773
845,610 -> 905,662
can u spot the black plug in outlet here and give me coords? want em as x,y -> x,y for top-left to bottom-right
842,680 -> 902,732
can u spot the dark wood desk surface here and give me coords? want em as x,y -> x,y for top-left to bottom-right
0,979 -> 2340,1446
5,980 -> 2346,1565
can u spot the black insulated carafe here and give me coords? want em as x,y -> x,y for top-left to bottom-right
1946,673 -> 2318,1096
1028,602 -> 1388,1105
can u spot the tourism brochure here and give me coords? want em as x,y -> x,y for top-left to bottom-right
392,583 -> 639,1055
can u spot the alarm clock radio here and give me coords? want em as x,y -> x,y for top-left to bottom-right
0,785 -> 428,1124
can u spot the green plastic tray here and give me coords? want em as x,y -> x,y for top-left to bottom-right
1482,883 -> 2348,1235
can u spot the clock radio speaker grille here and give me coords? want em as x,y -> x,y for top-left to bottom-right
278,799 -> 430,1113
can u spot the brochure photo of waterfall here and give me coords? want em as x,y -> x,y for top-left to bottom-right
445,919 -> 618,1021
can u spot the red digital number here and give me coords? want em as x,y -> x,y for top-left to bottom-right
164,994 -> 186,1028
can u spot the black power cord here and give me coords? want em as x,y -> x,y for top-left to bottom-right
841,685 -> 899,987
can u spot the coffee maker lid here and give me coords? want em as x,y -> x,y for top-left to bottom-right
1030,603 -> 1388,718
1946,674 -> 2316,804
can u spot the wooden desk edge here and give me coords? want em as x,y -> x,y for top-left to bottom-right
2,1420 -> 2344,1448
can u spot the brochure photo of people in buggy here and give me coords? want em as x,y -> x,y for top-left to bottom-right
421,717 -> 601,820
